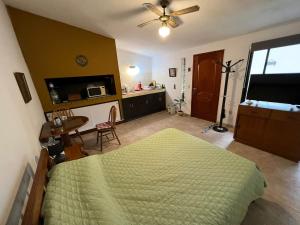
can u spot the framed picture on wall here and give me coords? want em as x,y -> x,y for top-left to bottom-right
14,72 -> 32,104
169,68 -> 177,77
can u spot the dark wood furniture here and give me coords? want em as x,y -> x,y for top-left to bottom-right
96,105 -> 121,151
64,143 -> 88,161
234,101 -> 300,162
51,108 -> 85,145
21,145 -> 90,225
39,116 -> 88,147
122,91 -> 166,121
22,149 -> 51,225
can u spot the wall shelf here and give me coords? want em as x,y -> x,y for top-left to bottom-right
45,75 -> 116,105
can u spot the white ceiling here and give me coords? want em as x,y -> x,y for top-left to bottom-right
4,0 -> 300,56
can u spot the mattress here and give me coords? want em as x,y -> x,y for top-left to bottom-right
43,128 -> 265,225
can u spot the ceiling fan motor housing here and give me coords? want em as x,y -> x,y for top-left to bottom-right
160,0 -> 170,8
160,15 -> 170,22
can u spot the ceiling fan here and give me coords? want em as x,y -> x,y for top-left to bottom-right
137,0 -> 200,38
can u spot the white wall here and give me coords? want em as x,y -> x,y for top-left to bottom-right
153,21 -> 300,126
117,49 -> 153,91
0,1 -> 45,224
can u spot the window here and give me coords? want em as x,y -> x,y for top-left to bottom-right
241,34 -> 300,102
265,44 -> 300,74
249,50 -> 268,75
248,44 -> 300,76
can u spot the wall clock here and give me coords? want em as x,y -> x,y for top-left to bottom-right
75,55 -> 88,67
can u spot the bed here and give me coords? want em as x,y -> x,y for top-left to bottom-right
24,128 -> 265,225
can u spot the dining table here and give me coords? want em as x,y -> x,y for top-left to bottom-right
39,116 -> 89,147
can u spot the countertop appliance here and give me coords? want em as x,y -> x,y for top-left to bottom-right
87,84 -> 106,98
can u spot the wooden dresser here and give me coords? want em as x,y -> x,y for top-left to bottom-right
234,101 -> 300,162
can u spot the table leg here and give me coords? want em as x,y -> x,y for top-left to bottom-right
61,133 -> 72,147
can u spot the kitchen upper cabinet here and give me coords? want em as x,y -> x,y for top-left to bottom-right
122,91 -> 166,121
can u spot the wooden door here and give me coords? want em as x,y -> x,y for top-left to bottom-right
191,50 -> 224,122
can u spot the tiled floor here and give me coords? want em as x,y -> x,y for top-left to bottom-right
77,111 -> 300,225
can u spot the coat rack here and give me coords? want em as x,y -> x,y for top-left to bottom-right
213,59 -> 244,133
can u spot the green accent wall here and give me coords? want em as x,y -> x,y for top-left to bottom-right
7,6 -> 122,112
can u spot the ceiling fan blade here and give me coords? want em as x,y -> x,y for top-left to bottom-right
143,3 -> 163,16
170,5 -> 200,16
167,16 -> 179,28
137,19 -> 159,28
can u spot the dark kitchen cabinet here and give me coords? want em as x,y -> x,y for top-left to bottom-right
122,91 -> 166,121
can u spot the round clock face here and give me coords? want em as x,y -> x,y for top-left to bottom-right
75,55 -> 88,67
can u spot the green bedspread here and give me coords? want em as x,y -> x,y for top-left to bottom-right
43,128 -> 265,225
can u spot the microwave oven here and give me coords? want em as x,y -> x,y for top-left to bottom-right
87,85 -> 106,98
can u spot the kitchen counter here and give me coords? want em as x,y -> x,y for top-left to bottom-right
122,89 -> 165,99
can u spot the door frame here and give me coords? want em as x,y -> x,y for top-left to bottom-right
191,49 -> 224,122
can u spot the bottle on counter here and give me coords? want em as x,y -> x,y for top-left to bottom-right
153,80 -> 156,88
138,81 -> 142,90
135,81 -> 143,91
49,83 -> 60,104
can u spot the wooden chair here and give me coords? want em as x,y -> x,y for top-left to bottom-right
96,106 -> 121,151
51,107 -> 85,146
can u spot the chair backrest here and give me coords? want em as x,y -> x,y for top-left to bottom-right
108,106 -> 117,128
51,107 -> 74,121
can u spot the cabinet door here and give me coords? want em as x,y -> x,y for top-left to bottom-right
157,92 -> 166,111
263,117 -> 300,161
135,95 -> 147,116
150,92 -> 166,112
235,115 -> 267,147
122,98 -> 135,120
145,94 -> 156,114
141,94 -> 160,115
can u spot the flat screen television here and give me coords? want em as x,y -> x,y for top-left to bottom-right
246,74 -> 300,105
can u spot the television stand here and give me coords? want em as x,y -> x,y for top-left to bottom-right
234,101 -> 300,162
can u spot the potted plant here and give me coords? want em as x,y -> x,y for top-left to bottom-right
174,97 -> 185,116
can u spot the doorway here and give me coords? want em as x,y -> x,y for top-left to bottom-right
191,50 -> 224,122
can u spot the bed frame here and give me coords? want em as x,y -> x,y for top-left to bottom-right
22,149 -> 52,225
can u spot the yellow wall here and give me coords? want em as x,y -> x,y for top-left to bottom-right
7,7 -> 122,112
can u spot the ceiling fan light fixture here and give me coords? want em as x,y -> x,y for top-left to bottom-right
158,23 -> 170,38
